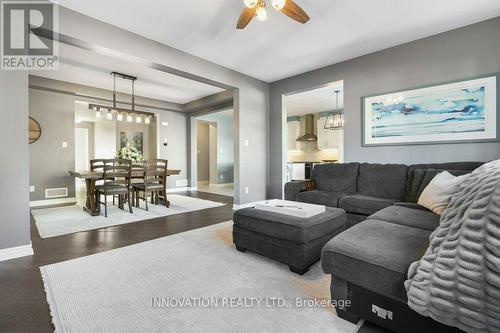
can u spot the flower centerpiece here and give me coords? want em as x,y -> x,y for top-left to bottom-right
115,143 -> 144,162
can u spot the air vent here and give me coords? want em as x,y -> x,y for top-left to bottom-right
45,188 -> 68,199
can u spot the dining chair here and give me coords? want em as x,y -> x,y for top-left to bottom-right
90,159 -> 119,205
95,159 -> 133,217
133,159 -> 168,211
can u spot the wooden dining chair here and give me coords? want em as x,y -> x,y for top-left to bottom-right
90,159 -> 118,205
95,159 -> 133,217
133,159 -> 168,211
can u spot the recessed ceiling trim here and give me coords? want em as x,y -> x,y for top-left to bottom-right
33,27 -> 235,91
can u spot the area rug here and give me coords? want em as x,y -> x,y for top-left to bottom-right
32,194 -> 225,238
40,221 -> 358,333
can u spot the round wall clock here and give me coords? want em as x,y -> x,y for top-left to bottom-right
29,117 -> 41,144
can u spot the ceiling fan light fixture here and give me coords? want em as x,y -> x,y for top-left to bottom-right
256,6 -> 268,21
244,0 -> 258,8
271,0 -> 286,10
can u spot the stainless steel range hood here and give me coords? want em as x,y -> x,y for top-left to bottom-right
296,114 -> 317,141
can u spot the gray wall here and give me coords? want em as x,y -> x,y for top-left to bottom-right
269,17 -> 500,199
196,122 -> 210,181
58,6 -> 269,205
157,110 -> 188,188
0,72 -> 30,250
29,89 -> 76,201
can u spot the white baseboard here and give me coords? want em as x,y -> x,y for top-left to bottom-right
30,197 -> 77,208
208,183 -> 234,188
167,187 -> 197,193
0,243 -> 34,262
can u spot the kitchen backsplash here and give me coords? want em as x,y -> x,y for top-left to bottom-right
288,114 -> 339,162
288,141 -> 338,162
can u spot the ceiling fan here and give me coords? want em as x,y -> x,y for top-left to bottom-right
237,0 -> 310,29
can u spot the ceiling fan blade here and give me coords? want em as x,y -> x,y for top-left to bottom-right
236,7 -> 257,29
281,0 -> 310,24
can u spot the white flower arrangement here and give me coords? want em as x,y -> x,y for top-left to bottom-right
115,143 -> 144,162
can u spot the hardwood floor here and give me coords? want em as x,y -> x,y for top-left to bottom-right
0,191 -> 234,333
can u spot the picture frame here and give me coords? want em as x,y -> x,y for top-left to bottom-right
362,74 -> 499,146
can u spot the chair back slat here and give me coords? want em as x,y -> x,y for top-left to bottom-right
101,159 -> 132,188
144,159 -> 168,188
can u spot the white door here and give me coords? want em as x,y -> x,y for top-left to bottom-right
75,128 -> 89,171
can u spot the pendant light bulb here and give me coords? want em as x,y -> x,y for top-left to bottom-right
95,108 -> 102,118
271,0 -> 286,10
136,114 -> 142,123
244,0 -> 258,8
145,115 -> 151,125
256,6 -> 268,21
126,113 -> 133,123
117,112 -> 123,122
106,110 -> 113,120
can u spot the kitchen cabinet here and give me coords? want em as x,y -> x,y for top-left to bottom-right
287,120 -> 300,150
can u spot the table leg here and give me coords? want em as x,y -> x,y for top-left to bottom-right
83,179 -> 100,216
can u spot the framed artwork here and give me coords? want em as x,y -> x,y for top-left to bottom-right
120,131 -> 144,154
362,75 -> 498,146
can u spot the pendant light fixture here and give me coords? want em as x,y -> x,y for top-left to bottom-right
89,72 -> 155,125
324,90 -> 344,130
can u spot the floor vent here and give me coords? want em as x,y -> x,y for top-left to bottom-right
45,188 -> 68,199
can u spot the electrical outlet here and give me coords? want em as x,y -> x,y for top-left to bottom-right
245,186 -> 249,194
29,185 -> 35,193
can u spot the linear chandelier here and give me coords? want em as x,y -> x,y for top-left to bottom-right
89,72 -> 155,125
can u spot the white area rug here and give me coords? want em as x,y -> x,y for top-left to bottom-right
32,194 -> 225,238
40,221 -> 358,333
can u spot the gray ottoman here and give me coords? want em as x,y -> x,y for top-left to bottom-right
233,207 -> 346,275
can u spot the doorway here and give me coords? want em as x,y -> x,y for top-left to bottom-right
194,109 -> 235,197
282,80 -> 345,190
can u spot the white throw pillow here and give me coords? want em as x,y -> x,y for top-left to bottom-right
418,171 -> 469,215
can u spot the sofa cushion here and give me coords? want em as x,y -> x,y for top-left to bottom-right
312,163 -> 360,192
338,194 -> 397,216
369,206 -> 440,231
357,163 -> 408,200
393,202 -> 429,211
233,207 -> 346,243
405,168 -> 470,203
296,190 -> 347,207
405,162 -> 483,202
321,219 -> 431,301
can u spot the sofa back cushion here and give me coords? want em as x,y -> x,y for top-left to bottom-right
405,162 -> 483,202
406,168 -> 470,203
312,163 -> 360,192
357,163 -> 408,200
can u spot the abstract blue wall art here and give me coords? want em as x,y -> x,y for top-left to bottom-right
363,76 -> 497,145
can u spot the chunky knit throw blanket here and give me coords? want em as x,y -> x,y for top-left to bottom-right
405,159 -> 500,333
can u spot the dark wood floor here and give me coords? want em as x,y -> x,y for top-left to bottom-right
0,191 -> 234,333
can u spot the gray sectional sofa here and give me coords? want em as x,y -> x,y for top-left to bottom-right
284,161 -> 483,332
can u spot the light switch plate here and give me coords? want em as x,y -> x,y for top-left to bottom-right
30,185 -> 35,193
245,187 -> 249,194
62,142 -> 68,148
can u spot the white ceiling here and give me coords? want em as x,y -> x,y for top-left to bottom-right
56,0 -> 500,82
30,44 -> 224,104
287,81 -> 343,116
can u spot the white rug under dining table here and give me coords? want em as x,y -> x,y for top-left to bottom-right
32,194 -> 225,238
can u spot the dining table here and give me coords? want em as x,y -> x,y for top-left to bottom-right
69,169 -> 181,216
